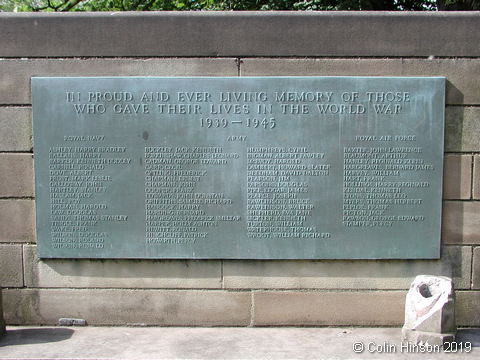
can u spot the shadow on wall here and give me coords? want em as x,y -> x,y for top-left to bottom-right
442,79 -> 466,250
440,79 -> 465,276
445,80 -> 465,152
0,327 -> 74,347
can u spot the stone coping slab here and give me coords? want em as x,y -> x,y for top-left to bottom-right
1,12 -> 479,57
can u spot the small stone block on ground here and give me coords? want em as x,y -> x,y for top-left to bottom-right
402,276 -> 456,346
58,318 -> 86,326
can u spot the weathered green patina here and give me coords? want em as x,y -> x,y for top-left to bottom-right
32,77 -> 445,259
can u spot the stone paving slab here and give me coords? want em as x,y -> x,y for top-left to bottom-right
0,327 -> 478,359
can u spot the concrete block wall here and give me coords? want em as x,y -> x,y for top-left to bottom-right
0,12 -> 479,327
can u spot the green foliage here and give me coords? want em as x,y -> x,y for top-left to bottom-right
292,0 -> 436,10
0,0 -> 478,11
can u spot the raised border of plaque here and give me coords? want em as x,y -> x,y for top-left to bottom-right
32,76 -> 445,259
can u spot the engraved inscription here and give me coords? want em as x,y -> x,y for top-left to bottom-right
33,77 -> 445,259
144,146 -> 240,245
246,147 -> 331,239
342,143 -> 432,228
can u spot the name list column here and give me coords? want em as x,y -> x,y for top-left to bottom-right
144,146 -> 241,246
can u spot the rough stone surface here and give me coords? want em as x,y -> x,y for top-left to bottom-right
0,244 -> 23,287
473,247 -> 480,290
224,246 -> 471,290
2,289 -> 251,326
1,12 -> 479,57
443,154 -> 472,200
442,201 -> 480,245
0,107 -> 32,151
402,276 -> 456,346
253,291 -> 405,326
0,154 -> 34,197
23,245 -> 222,289
0,200 -> 35,243
445,107 -> 480,152
0,58 -> 238,104
241,58 -> 479,105
455,291 -> 480,327
473,156 -> 480,199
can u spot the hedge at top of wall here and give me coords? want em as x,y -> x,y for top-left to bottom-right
0,12 -> 479,58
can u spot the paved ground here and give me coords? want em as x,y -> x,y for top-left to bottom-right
0,327 -> 479,359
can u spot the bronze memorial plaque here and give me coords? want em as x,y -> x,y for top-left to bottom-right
32,77 -> 445,259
